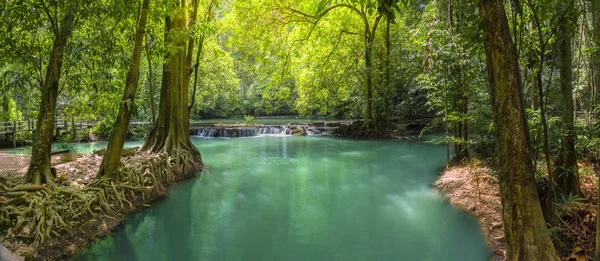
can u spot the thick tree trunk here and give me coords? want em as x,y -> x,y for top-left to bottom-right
25,6 -> 76,187
142,59 -> 170,152
553,7 -> 581,198
142,1 -> 202,169
593,0 -> 600,258
597,168 -> 600,260
477,0 -> 559,259
97,0 -> 150,179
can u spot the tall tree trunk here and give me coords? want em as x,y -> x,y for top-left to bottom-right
553,6 -> 582,198
142,1 -> 202,171
146,34 -> 156,124
592,0 -> 600,258
477,0 -> 559,259
142,18 -> 171,153
189,36 -> 204,114
25,6 -> 76,187
365,35 -> 374,122
71,116 -> 75,139
364,14 -> 383,124
531,68 -> 539,110
593,0 -> 600,102
454,101 -> 470,161
529,5 -> 555,209
531,22 -> 539,111
597,173 -> 600,260
189,0 -> 214,114
97,0 -> 151,179
385,17 -> 391,93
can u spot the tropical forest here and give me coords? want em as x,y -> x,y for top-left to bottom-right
0,0 -> 600,260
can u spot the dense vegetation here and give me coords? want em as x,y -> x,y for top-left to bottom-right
1,0 -> 600,260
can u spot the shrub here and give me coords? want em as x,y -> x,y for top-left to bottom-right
244,115 -> 255,125
93,117 -> 115,140
126,122 -> 151,140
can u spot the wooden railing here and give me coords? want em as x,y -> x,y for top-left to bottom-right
0,119 -> 98,147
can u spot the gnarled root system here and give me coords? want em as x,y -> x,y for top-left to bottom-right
0,150 -> 202,255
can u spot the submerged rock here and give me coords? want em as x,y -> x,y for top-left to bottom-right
292,128 -> 306,136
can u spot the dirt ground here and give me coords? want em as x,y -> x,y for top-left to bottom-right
0,152 -> 200,260
435,159 -> 598,261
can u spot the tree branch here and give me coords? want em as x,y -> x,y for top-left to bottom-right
318,30 -> 361,69
39,0 -> 58,35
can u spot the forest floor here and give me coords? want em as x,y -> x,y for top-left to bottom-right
435,159 -> 597,261
0,152 -> 201,260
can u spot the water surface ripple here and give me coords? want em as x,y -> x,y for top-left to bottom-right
72,136 -> 489,261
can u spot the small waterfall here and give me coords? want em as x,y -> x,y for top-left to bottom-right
259,126 -> 286,135
195,128 -> 215,137
305,128 -> 312,135
192,125 -> 291,138
190,123 -> 341,138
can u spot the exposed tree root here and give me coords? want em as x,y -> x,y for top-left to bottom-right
0,150 -> 202,257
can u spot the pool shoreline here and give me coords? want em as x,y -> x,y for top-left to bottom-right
2,137 -> 491,260
433,161 -> 505,261
0,152 -> 202,261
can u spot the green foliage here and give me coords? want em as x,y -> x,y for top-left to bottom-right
57,142 -> 77,152
415,0 -> 489,151
0,0 -> 598,155
126,122 -> 151,141
575,118 -> 600,160
93,117 -> 116,140
244,115 -> 255,125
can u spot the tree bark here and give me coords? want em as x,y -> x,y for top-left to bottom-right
189,36 -> 204,114
97,0 -> 151,179
365,34 -> 374,122
593,0 -> 600,257
25,5 -> 76,187
146,34 -> 156,124
142,19 -> 171,153
477,0 -> 559,259
142,0 -> 202,169
593,0 -> 600,102
182,0 -> 200,133
363,14 -> 383,125
530,22 -> 539,111
71,116 -> 75,139
553,5 -> 581,198
597,168 -> 600,260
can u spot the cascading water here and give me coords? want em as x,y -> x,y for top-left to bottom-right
189,123 -> 341,138
192,125 -> 302,138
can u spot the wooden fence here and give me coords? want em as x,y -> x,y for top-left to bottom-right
0,119 -> 97,147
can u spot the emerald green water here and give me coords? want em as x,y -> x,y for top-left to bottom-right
70,136 -> 489,261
